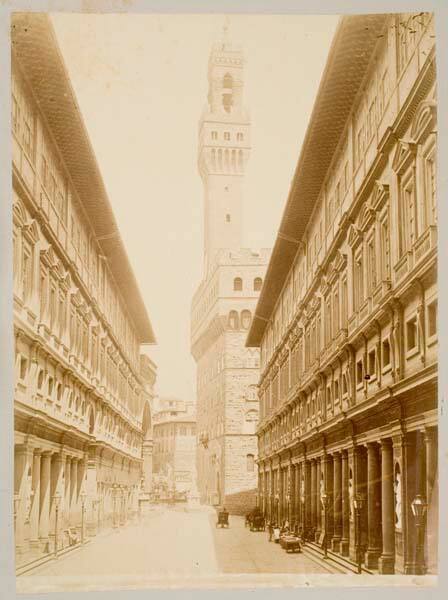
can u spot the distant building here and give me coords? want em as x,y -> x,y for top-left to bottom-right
152,399 -> 197,496
12,14 -> 156,566
191,29 -> 270,513
247,14 -> 437,575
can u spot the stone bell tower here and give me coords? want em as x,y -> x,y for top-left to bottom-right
198,25 -> 251,274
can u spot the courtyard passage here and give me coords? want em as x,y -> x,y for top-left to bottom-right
17,506 -> 332,593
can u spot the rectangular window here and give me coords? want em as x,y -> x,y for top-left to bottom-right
367,234 -> 377,293
224,132 -> 230,141
211,131 -> 218,140
236,132 -> 244,141
356,360 -> 363,385
368,349 -> 376,377
403,176 -> 416,249
22,244 -> 33,301
425,150 -> 437,225
354,252 -> 364,310
341,277 -> 348,328
19,356 -> 28,381
382,338 -> 391,367
380,216 -> 391,279
427,300 -> 437,338
406,317 -> 418,351
332,290 -> 339,337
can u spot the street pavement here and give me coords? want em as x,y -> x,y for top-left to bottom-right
16,505 -> 332,592
211,513 -> 330,574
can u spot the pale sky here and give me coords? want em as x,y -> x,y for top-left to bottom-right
51,13 -> 339,403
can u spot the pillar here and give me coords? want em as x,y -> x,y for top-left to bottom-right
366,442 -> 381,568
64,455 -> 71,529
304,460 -> 312,539
332,451 -> 342,552
69,458 -> 78,526
142,440 -> 153,493
38,451 -> 52,550
310,459 -> 316,537
29,450 -> 42,555
315,458 -> 322,542
297,462 -> 303,534
424,427 -> 438,573
341,450 -> 350,556
77,458 -> 87,528
379,438 -> 395,574
14,444 -> 33,555
324,454 -> 334,545
86,456 -> 98,536
49,453 -> 64,551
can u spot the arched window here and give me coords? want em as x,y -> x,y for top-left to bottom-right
233,277 -> 243,291
241,310 -> 252,330
254,277 -> 263,291
246,453 -> 255,472
228,310 -> 239,330
56,383 -> 63,402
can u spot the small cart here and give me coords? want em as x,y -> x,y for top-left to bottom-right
216,510 -> 229,528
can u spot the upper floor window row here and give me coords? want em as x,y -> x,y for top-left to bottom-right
233,277 -> 263,292
211,131 -> 244,141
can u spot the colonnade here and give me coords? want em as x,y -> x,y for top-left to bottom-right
14,444 -> 87,557
14,442 -> 141,562
259,427 -> 438,574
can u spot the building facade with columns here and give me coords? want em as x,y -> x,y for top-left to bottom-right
247,14 -> 437,575
152,398 -> 197,496
191,30 -> 270,514
12,14 -> 156,565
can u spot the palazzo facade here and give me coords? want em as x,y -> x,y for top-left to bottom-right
247,14 -> 438,574
12,15 -> 156,565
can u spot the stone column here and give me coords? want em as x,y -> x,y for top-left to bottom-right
14,444 -> 33,555
297,462 -> 303,533
77,457 -> 87,529
142,440 -> 153,493
310,459 -> 316,537
366,442 -> 381,568
49,453 -> 64,552
29,450 -> 42,555
315,457 -> 322,542
324,454 -> 334,545
341,450 -> 350,556
39,451 -> 52,550
379,438 -> 395,574
332,451 -> 342,552
64,455 -> 71,529
280,468 -> 285,523
86,456 -> 98,536
69,458 -> 78,526
304,460 -> 311,539
425,427 -> 438,573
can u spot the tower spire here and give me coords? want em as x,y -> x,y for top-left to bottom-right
222,15 -> 230,44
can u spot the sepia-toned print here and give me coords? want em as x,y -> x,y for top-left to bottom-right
11,11 -> 437,593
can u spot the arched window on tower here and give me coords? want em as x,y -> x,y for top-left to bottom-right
222,73 -> 233,113
254,277 -> 263,291
241,310 -> 252,330
233,277 -> 243,291
228,310 -> 239,330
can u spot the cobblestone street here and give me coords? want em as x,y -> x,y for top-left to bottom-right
16,506 -> 332,592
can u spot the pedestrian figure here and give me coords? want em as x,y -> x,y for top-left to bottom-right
274,524 -> 281,543
268,521 -> 274,542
